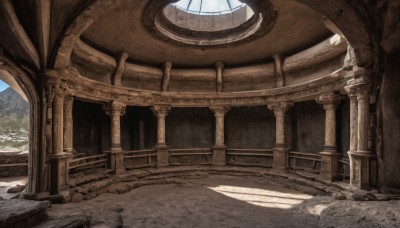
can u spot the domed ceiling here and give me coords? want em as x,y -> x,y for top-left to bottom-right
81,0 -> 332,68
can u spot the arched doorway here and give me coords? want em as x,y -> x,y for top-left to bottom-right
0,55 -> 41,193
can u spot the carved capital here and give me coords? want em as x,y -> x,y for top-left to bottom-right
268,101 -> 293,115
151,105 -> 171,118
210,106 -> 230,117
40,70 -> 61,105
345,77 -> 371,99
103,101 -> 126,116
316,92 -> 341,109
54,82 -> 70,100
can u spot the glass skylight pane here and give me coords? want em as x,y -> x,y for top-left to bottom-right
228,0 -> 244,9
201,0 -> 230,13
175,0 -> 191,9
173,0 -> 246,15
187,0 -> 202,12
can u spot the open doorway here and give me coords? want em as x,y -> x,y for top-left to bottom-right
0,79 -> 29,198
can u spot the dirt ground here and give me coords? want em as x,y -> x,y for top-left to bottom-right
1,174 -> 399,227
38,175 -> 400,228
44,175 -> 329,227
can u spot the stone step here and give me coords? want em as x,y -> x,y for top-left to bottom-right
68,168 -> 113,187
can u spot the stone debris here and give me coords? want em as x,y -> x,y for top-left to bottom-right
71,193 -> 83,203
0,199 -> 50,227
6,183 -> 27,193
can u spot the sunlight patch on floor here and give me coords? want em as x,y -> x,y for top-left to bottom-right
208,185 -> 313,209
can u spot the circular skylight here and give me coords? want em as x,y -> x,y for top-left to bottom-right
173,0 -> 246,15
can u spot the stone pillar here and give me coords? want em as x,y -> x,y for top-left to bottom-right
268,101 -> 293,170
210,106 -> 230,166
345,68 -> 374,190
48,86 -> 69,195
151,105 -> 171,167
316,92 -> 342,181
348,91 -> 358,183
63,95 -> 74,182
104,101 -> 126,174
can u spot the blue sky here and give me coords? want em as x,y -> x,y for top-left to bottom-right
0,80 -> 9,92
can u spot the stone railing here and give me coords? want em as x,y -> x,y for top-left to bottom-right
168,148 -> 213,166
68,154 -> 108,174
226,148 -> 274,167
124,149 -> 157,169
288,151 -> 321,173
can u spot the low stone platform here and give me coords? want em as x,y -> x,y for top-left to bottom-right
65,166 -> 346,202
0,199 -> 49,227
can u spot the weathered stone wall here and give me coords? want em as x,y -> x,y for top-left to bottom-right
293,101 -> 325,153
73,100 -> 111,155
0,153 -> 28,177
378,52 -> 400,188
225,106 -> 275,148
121,107 -> 157,150
166,108 -> 214,148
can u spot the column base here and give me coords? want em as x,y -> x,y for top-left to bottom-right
47,153 -> 69,195
155,144 -> 169,167
105,150 -> 125,175
273,145 -> 288,170
348,151 -> 375,190
212,145 -> 227,166
319,150 -> 342,182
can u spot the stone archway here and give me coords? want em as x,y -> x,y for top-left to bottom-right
0,55 -> 42,193
295,0 -> 376,67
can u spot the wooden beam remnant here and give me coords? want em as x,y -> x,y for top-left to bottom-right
112,52 -> 128,86
273,54 -> 285,88
161,61 -> 172,92
215,61 -> 224,93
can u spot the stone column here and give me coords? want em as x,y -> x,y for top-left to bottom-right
63,95 -> 74,183
48,85 -> 69,195
347,91 -> 358,183
268,101 -> 293,170
316,92 -> 342,181
151,105 -> 171,167
63,96 -> 74,153
104,101 -> 126,174
210,106 -> 230,166
345,68 -> 374,190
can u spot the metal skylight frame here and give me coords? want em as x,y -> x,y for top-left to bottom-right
173,0 -> 246,15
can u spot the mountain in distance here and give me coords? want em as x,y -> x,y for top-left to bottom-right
0,87 -> 29,118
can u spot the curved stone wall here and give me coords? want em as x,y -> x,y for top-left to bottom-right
70,34 -> 348,97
